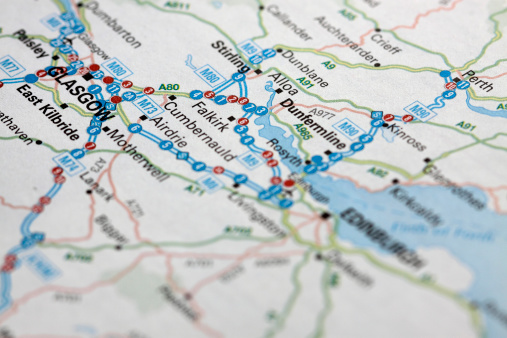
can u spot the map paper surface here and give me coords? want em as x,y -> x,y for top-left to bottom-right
0,0 -> 507,337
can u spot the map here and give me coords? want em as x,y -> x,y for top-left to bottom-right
0,0 -> 506,336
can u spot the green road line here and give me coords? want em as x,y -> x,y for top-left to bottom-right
337,124 -> 507,182
130,86 -> 190,98
35,81 -> 121,120
39,233 -> 278,253
310,262 -> 333,338
253,0 -> 269,41
409,132 -> 507,180
475,58 -> 507,74
276,45 -> 442,74
261,66 -> 374,112
34,82 -> 95,118
282,212 -> 332,251
331,226 -> 483,330
78,0 -> 259,71
291,184 -> 332,217
0,136 -> 25,141
0,34 -> 51,44
417,123 -> 507,152
0,135 -> 69,153
421,121 -> 481,142
269,113 -> 311,159
326,237 -> 482,334
51,0 -> 66,13
41,141 -> 68,153
485,143 -> 507,151
281,210 -> 482,334
388,31 -> 454,69
26,4 -> 485,334
343,0 -> 379,27
96,150 -> 195,185
455,8 -> 507,72
343,158 -> 414,179
133,0 -> 256,69
77,1 -> 93,33
116,103 -> 132,126
467,86 -> 507,102
431,141 -> 481,162
343,0 -> 464,70
265,250 -> 312,338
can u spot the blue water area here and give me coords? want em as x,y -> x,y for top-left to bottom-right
255,82 -> 305,173
466,92 -> 507,118
305,173 -> 507,337
381,126 -> 395,143
256,86 -> 507,335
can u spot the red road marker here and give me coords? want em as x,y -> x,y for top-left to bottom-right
1,264 -> 13,273
39,196 -> 51,205
402,114 -> 414,122
36,70 -> 47,77
103,76 -> 114,84
52,167 -> 64,176
52,67 -> 67,75
262,150 -> 273,159
204,91 -> 215,99
267,159 -> 278,167
283,179 -> 295,188
55,176 -> 66,184
5,255 -> 16,263
0,82 -> 3,89
78,67 -> 90,75
383,114 -> 395,122
227,95 -> 238,103
143,87 -> 155,95
84,142 -> 96,150
445,82 -> 457,90
89,64 -> 100,72
32,205 -> 43,213
111,96 -> 122,104
238,97 -> 249,105
67,54 -> 79,62
213,166 -> 225,175
122,80 -> 133,88
237,118 -> 249,126
271,176 -> 282,185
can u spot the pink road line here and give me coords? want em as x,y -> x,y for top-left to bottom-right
318,0 -> 462,52
288,210 -> 318,219
189,237 -> 291,296
44,139 -> 120,244
44,193 -> 96,244
326,171 -> 507,214
160,250 -> 308,261
318,28 -> 375,52
246,71 -> 264,80
160,94 -> 168,106
324,219 -> 334,237
71,0 -> 94,39
271,102 -> 370,118
253,250 -> 306,258
326,170 -> 507,194
314,220 -> 323,246
295,215 -> 320,230
0,196 -> 31,210
104,145 -> 165,246
477,72 -> 507,80
0,251 -> 162,324
162,255 -> 224,338
18,335 -> 81,338
391,0 -> 463,31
